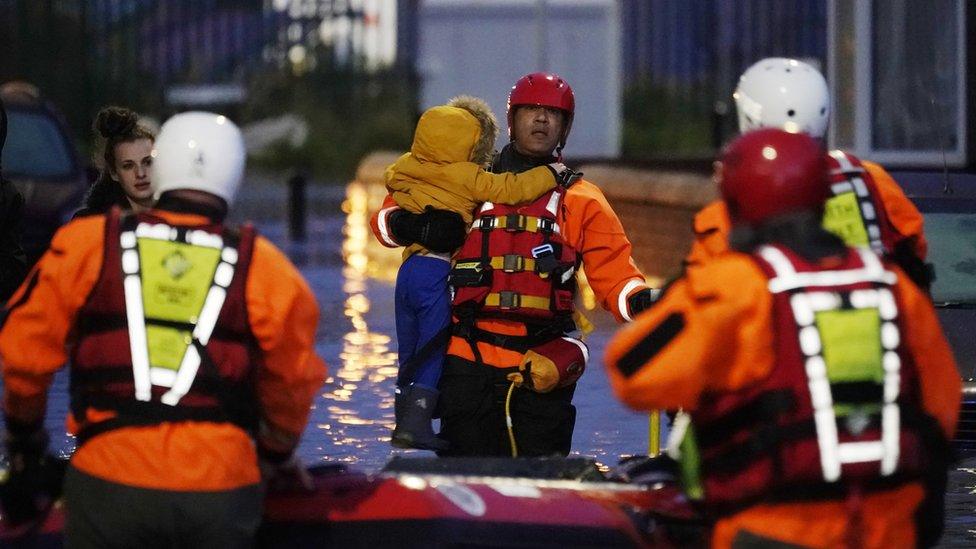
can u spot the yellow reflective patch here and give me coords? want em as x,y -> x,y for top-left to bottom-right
454,261 -> 482,270
139,239 -> 220,322
679,424 -> 704,500
822,192 -> 869,247
816,308 -> 883,384
146,325 -> 191,371
137,238 -> 222,369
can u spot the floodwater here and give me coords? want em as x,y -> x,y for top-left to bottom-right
2,179 -> 975,547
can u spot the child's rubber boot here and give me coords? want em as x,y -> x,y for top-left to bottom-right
391,384 -> 449,452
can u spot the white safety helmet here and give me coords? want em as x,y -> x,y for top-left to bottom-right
733,57 -> 830,139
152,111 -> 245,204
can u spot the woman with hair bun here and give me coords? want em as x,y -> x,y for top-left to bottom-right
75,106 -> 156,217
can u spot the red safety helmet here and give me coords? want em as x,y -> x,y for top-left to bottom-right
719,128 -> 828,226
506,72 -> 575,151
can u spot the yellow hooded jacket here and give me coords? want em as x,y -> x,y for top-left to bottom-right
385,105 -> 557,259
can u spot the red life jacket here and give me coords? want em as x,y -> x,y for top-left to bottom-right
823,150 -> 898,254
690,244 -> 938,514
451,188 -> 579,325
70,208 -> 259,446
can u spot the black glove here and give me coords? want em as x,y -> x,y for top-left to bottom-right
0,419 -> 64,527
389,207 -> 467,253
626,288 -> 658,318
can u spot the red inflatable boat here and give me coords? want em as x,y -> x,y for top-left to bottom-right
1,456 -> 705,548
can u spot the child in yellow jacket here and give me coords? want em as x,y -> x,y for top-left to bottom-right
386,96 -> 567,451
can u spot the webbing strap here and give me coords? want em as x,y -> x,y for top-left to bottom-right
478,214 -> 559,235
488,255 -> 536,273
484,292 -> 550,311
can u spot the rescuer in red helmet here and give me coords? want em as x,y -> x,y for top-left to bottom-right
605,128 -> 959,548
372,72 -> 652,457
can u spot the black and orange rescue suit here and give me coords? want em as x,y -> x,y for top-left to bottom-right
0,196 -> 326,545
688,151 -> 930,288
372,143 -> 650,456
606,130 -> 958,548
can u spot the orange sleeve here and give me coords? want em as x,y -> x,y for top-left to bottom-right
864,161 -> 927,259
369,194 -> 404,248
603,255 -> 774,412
246,236 -> 328,454
893,268 -> 961,438
0,217 -> 105,424
563,181 -> 649,322
684,200 -> 731,267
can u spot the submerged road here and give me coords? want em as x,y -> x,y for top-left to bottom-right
1,178 -> 974,546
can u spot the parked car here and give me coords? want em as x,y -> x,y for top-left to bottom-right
899,171 -> 976,451
0,82 -> 88,264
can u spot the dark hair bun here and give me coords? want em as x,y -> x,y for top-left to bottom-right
95,106 -> 138,138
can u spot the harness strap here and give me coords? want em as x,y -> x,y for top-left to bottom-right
452,317 -> 575,354
484,292 -> 550,311
476,214 -> 559,235
488,255 -> 537,273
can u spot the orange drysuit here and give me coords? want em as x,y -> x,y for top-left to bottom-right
1,208 -> 327,492
687,159 -> 927,267
604,247 -> 959,548
372,178 -> 649,368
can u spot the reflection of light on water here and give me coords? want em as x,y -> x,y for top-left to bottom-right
318,182 -> 399,462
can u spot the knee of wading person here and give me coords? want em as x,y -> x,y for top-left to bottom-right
437,363 -> 508,456
511,385 -> 577,457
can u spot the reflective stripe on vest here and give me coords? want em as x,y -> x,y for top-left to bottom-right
758,245 -> 902,481
121,221 -> 239,407
822,150 -> 884,253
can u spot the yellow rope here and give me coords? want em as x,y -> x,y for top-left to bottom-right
505,380 -> 518,457
649,410 -> 661,456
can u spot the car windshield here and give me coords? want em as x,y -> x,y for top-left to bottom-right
924,211 -> 976,305
1,109 -> 76,178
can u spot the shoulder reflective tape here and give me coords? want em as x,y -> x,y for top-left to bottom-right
161,343 -> 201,406
618,279 -> 645,322
759,246 -> 896,294
221,247 -> 238,265
615,312 -> 685,378
186,229 -> 223,249
831,182 -> 854,194
837,441 -> 885,463
479,201 -> 494,213
861,202 -> 876,221
149,367 -> 177,387
214,263 -> 235,287
828,150 -> 863,174
121,249 -> 140,275
561,336 -> 589,363
881,404 -> 900,474
120,230 -> 137,249
545,191 -> 561,216
121,230 -> 152,401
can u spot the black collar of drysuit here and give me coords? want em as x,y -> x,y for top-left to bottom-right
730,212 -> 848,262
154,193 -> 228,223
490,143 -> 556,174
